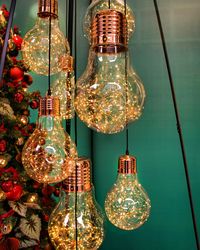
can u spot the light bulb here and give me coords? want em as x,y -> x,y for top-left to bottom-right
22,0 -> 69,75
75,9 -> 145,134
52,54 -> 75,120
22,96 -> 77,184
48,157 -> 104,250
105,155 -> 151,230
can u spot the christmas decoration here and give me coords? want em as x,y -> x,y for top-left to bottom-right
0,5 -> 58,249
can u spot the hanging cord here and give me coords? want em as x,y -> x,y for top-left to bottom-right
65,0 -> 73,134
0,0 -> 17,87
73,0 -> 78,249
153,1 -> 200,249
47,0 -> 52,95
124,0 -> 129,155
108,0 -> 111,9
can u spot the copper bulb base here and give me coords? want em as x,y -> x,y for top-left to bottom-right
59,54 -> 74,72
91,9 -> 128,53
118,155 -> 136,174
38,0 -> 58,18
63,157 -> 92,193
39,95 -> 60,117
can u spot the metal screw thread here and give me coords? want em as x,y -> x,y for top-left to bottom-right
38,0 -> 58,18
63,157 -> 92,192
118,155 -> 137,174
39,95 -> 60,117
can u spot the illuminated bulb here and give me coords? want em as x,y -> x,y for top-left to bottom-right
75,9 -> 145,134
22,96 -> 77,184
105,155 -> 151,230
52,54 -> 75,120
48,157 -> 104,250
22,0 -> 69,75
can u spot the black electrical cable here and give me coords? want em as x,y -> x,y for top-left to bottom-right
65,0 -> 73,134
0,0 -> 16,87
153,1 -> 200,249
48,0 -> 52,95
73,0 -> 78,249
108,0 -> 111,9
124,0 -> 129,155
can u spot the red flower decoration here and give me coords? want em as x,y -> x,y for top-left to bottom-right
0,139 -> 6,153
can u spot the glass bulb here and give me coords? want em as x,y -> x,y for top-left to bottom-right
52,55 -> 75,120
48,158 -> 104,249
84,0 -> 135,41
75,48 -> 145,134
105,155 -> 151,230
22,0 -> 69,75
22,96 -> 77,184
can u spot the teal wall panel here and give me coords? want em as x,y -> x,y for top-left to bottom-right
1,0 -> 200,249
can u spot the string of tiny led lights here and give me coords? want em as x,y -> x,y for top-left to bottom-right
0,0 -> 16,87
153,0 -> 200,249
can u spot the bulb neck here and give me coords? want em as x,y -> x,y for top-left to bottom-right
63,157 -> 92,193
38,0 -> 58,18
39,96 -> 60,117
118,155 -> 137,174
91,9 -> 128,53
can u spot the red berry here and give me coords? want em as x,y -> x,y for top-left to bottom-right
30,100 -> 39,109
13,34 -> 23,50
42,185 -> 55,196
10,67 -> 24,82
54,189 -> 60,197
0,139 -> 6,152
1,181 -> 13,192
23,74 -> 33,85
33,181 -> 41,189
6,184 -> 23,201
43,214 -> 49,222
14,92 -> 24,103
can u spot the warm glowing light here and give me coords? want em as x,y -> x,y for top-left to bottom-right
48,158 -> 104,249
22,96 -> 77,184
22,0 -> 69,75
75,50 -> 145,134
105,155 -> 151,230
